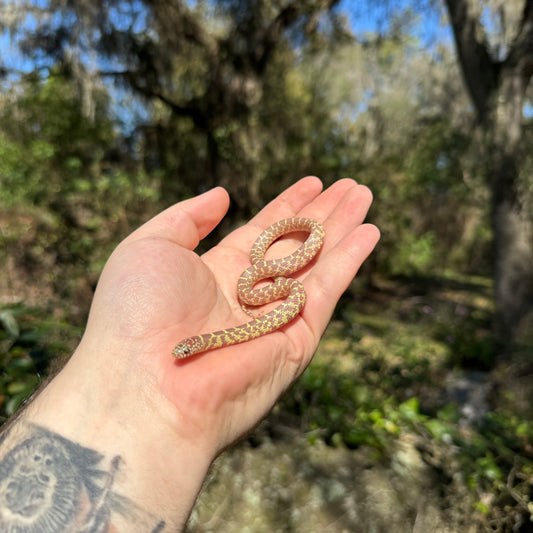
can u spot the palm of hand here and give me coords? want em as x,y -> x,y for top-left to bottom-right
85,218 -> 299,441
79,178 -> 379,450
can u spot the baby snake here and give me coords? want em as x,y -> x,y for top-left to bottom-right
172,217 -> 325,358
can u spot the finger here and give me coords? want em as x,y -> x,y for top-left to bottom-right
226,179 -> 363,257
320,183 -> 375,246
267,183 -> 378,350
251,176 -> 324,225
122,187 -> 230,250
303,220 -> 380,335
218,176 -> 323,249
245,178 -> 364,234
243,181 -> 372,273
298,179 -> 370,229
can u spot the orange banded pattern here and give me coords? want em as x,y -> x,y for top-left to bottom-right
172,217 -> 325,358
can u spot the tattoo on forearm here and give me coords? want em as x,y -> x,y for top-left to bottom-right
0,424 -> 166,532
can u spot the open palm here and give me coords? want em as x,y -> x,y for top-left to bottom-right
76,177 -> 379,453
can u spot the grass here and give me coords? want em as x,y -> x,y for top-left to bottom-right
1,272 -> 532,531
269,273 -> 532,531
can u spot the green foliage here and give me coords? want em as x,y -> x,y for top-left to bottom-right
0,72 -> 114,206
281,321 -> 447,451
1,0 -> 495,278
360,114 -> 493,277
0,72 -> 162,310
0,304 -> 78,421
404,120 -> 469,197
274,273 -> 531,528
1,2 -> 531,529
387,231 -> 436,276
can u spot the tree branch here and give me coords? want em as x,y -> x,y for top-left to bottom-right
244,0 -> 342,74
101,69 -> 208,129
506,0 -> 533,84
444,0 -> 499,121
152,0 -> 218,61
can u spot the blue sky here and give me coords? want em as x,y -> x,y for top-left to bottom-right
1,0 -> 449,72
1,1 -> 531,119
339,0 -> 453,47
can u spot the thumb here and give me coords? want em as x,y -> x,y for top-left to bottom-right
122,187 -> 230,250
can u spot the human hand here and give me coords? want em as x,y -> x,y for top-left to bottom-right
71,176 -> 379,455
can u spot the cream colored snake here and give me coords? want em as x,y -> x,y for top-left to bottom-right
172,217 -> 325,358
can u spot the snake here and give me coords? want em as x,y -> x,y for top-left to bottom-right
172,217 -> 325,358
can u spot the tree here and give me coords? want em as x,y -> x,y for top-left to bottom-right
444,0 -> 533,345
0,0 -> 345,214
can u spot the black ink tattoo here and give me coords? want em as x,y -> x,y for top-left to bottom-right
0,425 -> 166,532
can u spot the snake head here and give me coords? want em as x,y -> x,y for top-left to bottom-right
172,336 -> 204,358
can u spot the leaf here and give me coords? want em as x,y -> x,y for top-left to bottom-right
399,397 -> 421,421
0,310 -> 20,340
5,357 -> 35,378
7,381 -> 31,395
5,391 -> 32,417
425,419 -> 452,441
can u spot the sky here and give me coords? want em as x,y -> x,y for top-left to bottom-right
1,1 -> 450,73
1,1 -> 531,120
339,0 -> 453,47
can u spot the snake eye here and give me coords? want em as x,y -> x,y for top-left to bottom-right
173,344 -> 191,358
175,344 -> 192,358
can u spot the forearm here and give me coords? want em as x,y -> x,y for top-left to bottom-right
0,347 -> 213,532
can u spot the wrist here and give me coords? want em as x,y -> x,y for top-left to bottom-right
1,345 -> 214,532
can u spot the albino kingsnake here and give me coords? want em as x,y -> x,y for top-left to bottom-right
172,217 -> 325,358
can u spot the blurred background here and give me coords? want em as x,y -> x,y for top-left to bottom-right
1,0 -> 532,531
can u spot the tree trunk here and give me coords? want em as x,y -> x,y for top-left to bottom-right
489,74 -> 533,344
492,189 -> 533,344
445,0 -> 533,347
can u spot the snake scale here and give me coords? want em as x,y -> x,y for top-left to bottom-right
172,217 -> 325,358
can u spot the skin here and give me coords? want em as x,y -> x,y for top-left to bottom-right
0,176 -> 379,531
